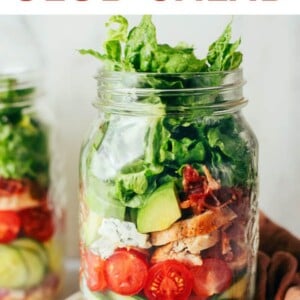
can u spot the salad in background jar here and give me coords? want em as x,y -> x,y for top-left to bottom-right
79,16 -> 259,300
0,72 -> 63,300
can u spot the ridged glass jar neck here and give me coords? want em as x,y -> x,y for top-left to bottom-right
0,72 -> 38,110
96,69 -> 247,116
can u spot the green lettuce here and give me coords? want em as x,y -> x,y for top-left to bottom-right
79,15 -> 240,73
81,15 -> 254,209
207,21 -> 243,71
0,78 -> 35,104
0,114 -> 49,187
0,78 -> 49,187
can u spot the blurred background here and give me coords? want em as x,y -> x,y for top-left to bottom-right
1,15 -> 299,261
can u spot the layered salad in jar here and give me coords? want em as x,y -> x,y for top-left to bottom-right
80,16 -> 258,300
0,78 -> 62,300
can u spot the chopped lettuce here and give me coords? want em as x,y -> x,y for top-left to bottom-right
207,21 -> 243,71
0,78 -> 49,186
85,175 -> 126,218
0,114 -> 49,187
81,15 -> 254,210
80,15 -> 240,73
115,159 -> 162,208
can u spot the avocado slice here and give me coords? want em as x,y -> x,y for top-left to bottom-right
137,181 -> 181,233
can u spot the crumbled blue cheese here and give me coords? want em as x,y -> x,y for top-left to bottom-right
90,218 -> 151,258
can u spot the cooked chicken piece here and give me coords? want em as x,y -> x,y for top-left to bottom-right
171,230 -> 220,253
151,231 -> 220,265
151,242 -> 202,266
151,207 -> 237,246
0,191 -> 40,210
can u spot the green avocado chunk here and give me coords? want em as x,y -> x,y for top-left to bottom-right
137,181 -> 181,233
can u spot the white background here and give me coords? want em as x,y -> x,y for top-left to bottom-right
0,15 -> 299,260
1,0 -> 297,15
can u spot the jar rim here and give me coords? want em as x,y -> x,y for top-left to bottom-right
0,70 -> 40,104
0,70 -> 39,90
96,68 -> 244,92
97,67 -> 242,75
96,68 -> 247,115
96,68 -> 243,85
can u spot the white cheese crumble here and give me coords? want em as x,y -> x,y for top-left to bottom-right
90,218 -> 151,258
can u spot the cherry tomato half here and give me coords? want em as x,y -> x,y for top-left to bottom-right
0,211 -> 21,243
19,206 -> 54,242
84,249 -> 107,292
104,248 -> 148,296
144,260 -> 193,300
190,258 -> 232,298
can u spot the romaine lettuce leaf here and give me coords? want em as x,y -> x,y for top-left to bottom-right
207,21 -> 243,71
80,15 -> 240,73
81,16 -> 254,209
0,114 -> 49,187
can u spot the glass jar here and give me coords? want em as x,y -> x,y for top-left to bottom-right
79,69 -> 259,300
0,73 -> 63,300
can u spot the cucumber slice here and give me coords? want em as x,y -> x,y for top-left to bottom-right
106,291 -> 146,300
0,244 -> 27,289
12,238 -> 48,266
44,239 -> 63,273
81,278 -> 107,300
81,279 -> 146,300
217,275 -> 248,299
18,248 -> 46,288
82,211 -> 103,246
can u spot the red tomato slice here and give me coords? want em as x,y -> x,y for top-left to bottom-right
104,249 -> 148,296
0,211 -> 21,243
190,258 -> 232,298
84,249 -> 107,292
144,260 -> 193,300
116,247 -> 149,262
19,206 -> 54,242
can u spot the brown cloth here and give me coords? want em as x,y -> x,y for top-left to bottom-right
256,212 -> 300,300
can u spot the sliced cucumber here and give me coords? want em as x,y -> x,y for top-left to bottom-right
82,210 -> 103,246
18,248 -> 46,288
217,275 -> 248,299
106,291 -> 146,300
44,239 -> 63,273
0,244 -> 27,289
81,278 -> 106,300
81,278 -> 146,300
82,288 -> 146,300
12,238 -> 48,266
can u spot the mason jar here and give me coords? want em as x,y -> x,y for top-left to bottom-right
79,69 -> 259,300
0,73 -> 63,300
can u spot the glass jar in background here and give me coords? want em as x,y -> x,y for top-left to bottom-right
0,16 -> 64,300
79,69 -> 259,300
0,72 -> 64,300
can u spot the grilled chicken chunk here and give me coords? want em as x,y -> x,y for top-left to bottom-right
151,230 -> 220,265
151,207 -> 237,246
